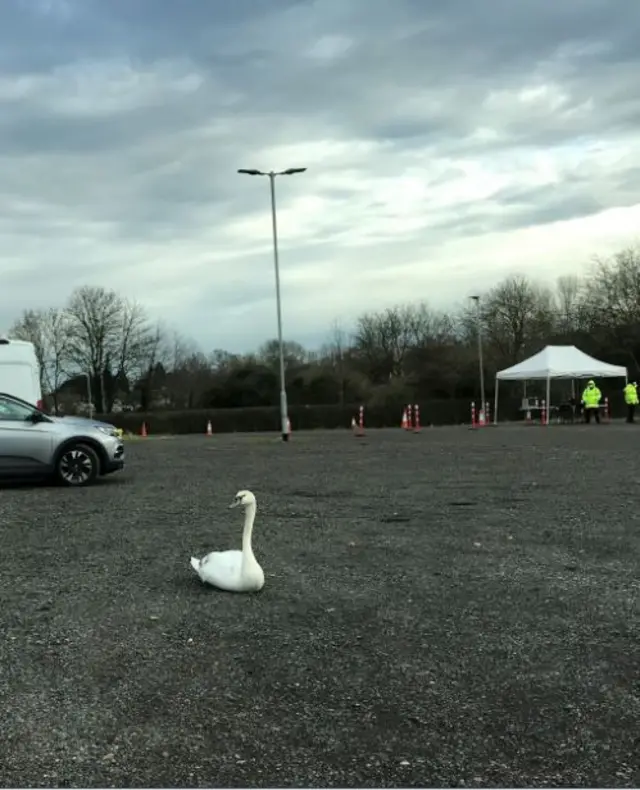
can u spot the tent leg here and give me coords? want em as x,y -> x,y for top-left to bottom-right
546,375 -> 551,425
494,379 -> 499,425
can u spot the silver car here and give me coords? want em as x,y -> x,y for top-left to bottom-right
0,392 -> 125,487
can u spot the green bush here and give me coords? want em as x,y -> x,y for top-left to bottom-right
97,397 -> 528,434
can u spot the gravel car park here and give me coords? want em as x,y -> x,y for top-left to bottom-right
0,426 -> 637,787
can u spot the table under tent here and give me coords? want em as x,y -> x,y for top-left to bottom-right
493,345 -> 628,424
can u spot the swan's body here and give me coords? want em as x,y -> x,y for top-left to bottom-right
190,490 -> 265,593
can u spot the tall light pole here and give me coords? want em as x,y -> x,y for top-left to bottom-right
237,167 -> 307,442
470,295 -> 486,419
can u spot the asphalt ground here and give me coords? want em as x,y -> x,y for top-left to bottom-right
1,424 -> 638,788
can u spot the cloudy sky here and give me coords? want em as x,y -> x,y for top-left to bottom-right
1,0 -> 639,353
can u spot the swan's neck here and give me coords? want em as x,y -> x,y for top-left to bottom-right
241,502 -> 257,559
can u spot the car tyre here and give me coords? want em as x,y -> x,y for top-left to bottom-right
55,443 -> 100,487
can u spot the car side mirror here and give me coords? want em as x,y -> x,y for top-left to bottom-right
28,411 -> 45,424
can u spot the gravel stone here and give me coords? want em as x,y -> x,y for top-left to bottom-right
0,425 -> 638,787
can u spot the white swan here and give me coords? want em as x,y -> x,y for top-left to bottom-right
190,490 -> 265,593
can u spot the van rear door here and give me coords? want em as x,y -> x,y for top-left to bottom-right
0,361 -> 42,407
0,338 -> 43,408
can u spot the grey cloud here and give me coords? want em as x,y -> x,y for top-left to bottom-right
505,198 -> 606,230
1,0 -> 640,351
4,0 -> 637,158
417,158 -> 640,240
220,0 -> 640,148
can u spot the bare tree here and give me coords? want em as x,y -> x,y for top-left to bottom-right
134,322 -> 173,410
583,245 -> 640,368
162,330 -> 197,372
256,339 -> 309,371
479,275 -> 555,365
586,246 -> 640,325
209,349 -> 240,372
353,305 -> 415,382
154,332 -> 214,409
352,303 -> 455,383
9,307 -> 71,410
64,286 -> 153,412
318,320 -> 352,405
554,275 -> 587,335
405,303 -> 457,347
321,320 -> 349,360
115,299 -> 155,386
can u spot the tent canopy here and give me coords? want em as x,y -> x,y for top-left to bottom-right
496,345 -> 627,381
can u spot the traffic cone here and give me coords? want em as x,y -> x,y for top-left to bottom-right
140,421 -> 148,437
206,419 -> 213,436
351,416 -> 357,432
477,409 -> 486,427
286,417 -> 292,436
355,405 -> 365,437
413,404 -> 422,433
401,409 -> 408,429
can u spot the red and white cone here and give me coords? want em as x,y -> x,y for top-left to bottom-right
413,404 -> 422,433
355,405 -> 365,437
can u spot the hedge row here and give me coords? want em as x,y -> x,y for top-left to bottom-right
97,398 -> 533,434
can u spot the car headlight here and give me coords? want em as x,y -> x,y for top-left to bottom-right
95,425 -> 119,438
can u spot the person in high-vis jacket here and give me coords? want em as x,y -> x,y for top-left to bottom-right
624,381 -> 639,423
581,379 -> 602,423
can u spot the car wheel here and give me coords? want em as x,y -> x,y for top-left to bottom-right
56,443 -> 100,487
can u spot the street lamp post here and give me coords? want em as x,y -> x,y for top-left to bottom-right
470,295 -> 486,420
237,167 -> 307,442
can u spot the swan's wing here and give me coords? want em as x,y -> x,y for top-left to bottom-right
199,550 -> 244,586
200,550 -> 240,566
199,550 -> 218,568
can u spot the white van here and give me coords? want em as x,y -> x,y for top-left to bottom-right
0,337 -> 44,409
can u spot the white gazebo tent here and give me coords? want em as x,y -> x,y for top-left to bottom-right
494,345 -> 628,423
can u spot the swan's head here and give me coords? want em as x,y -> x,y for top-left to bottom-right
229,490 -> 256,509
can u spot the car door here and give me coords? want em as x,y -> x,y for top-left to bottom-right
0,395 -> 54,478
